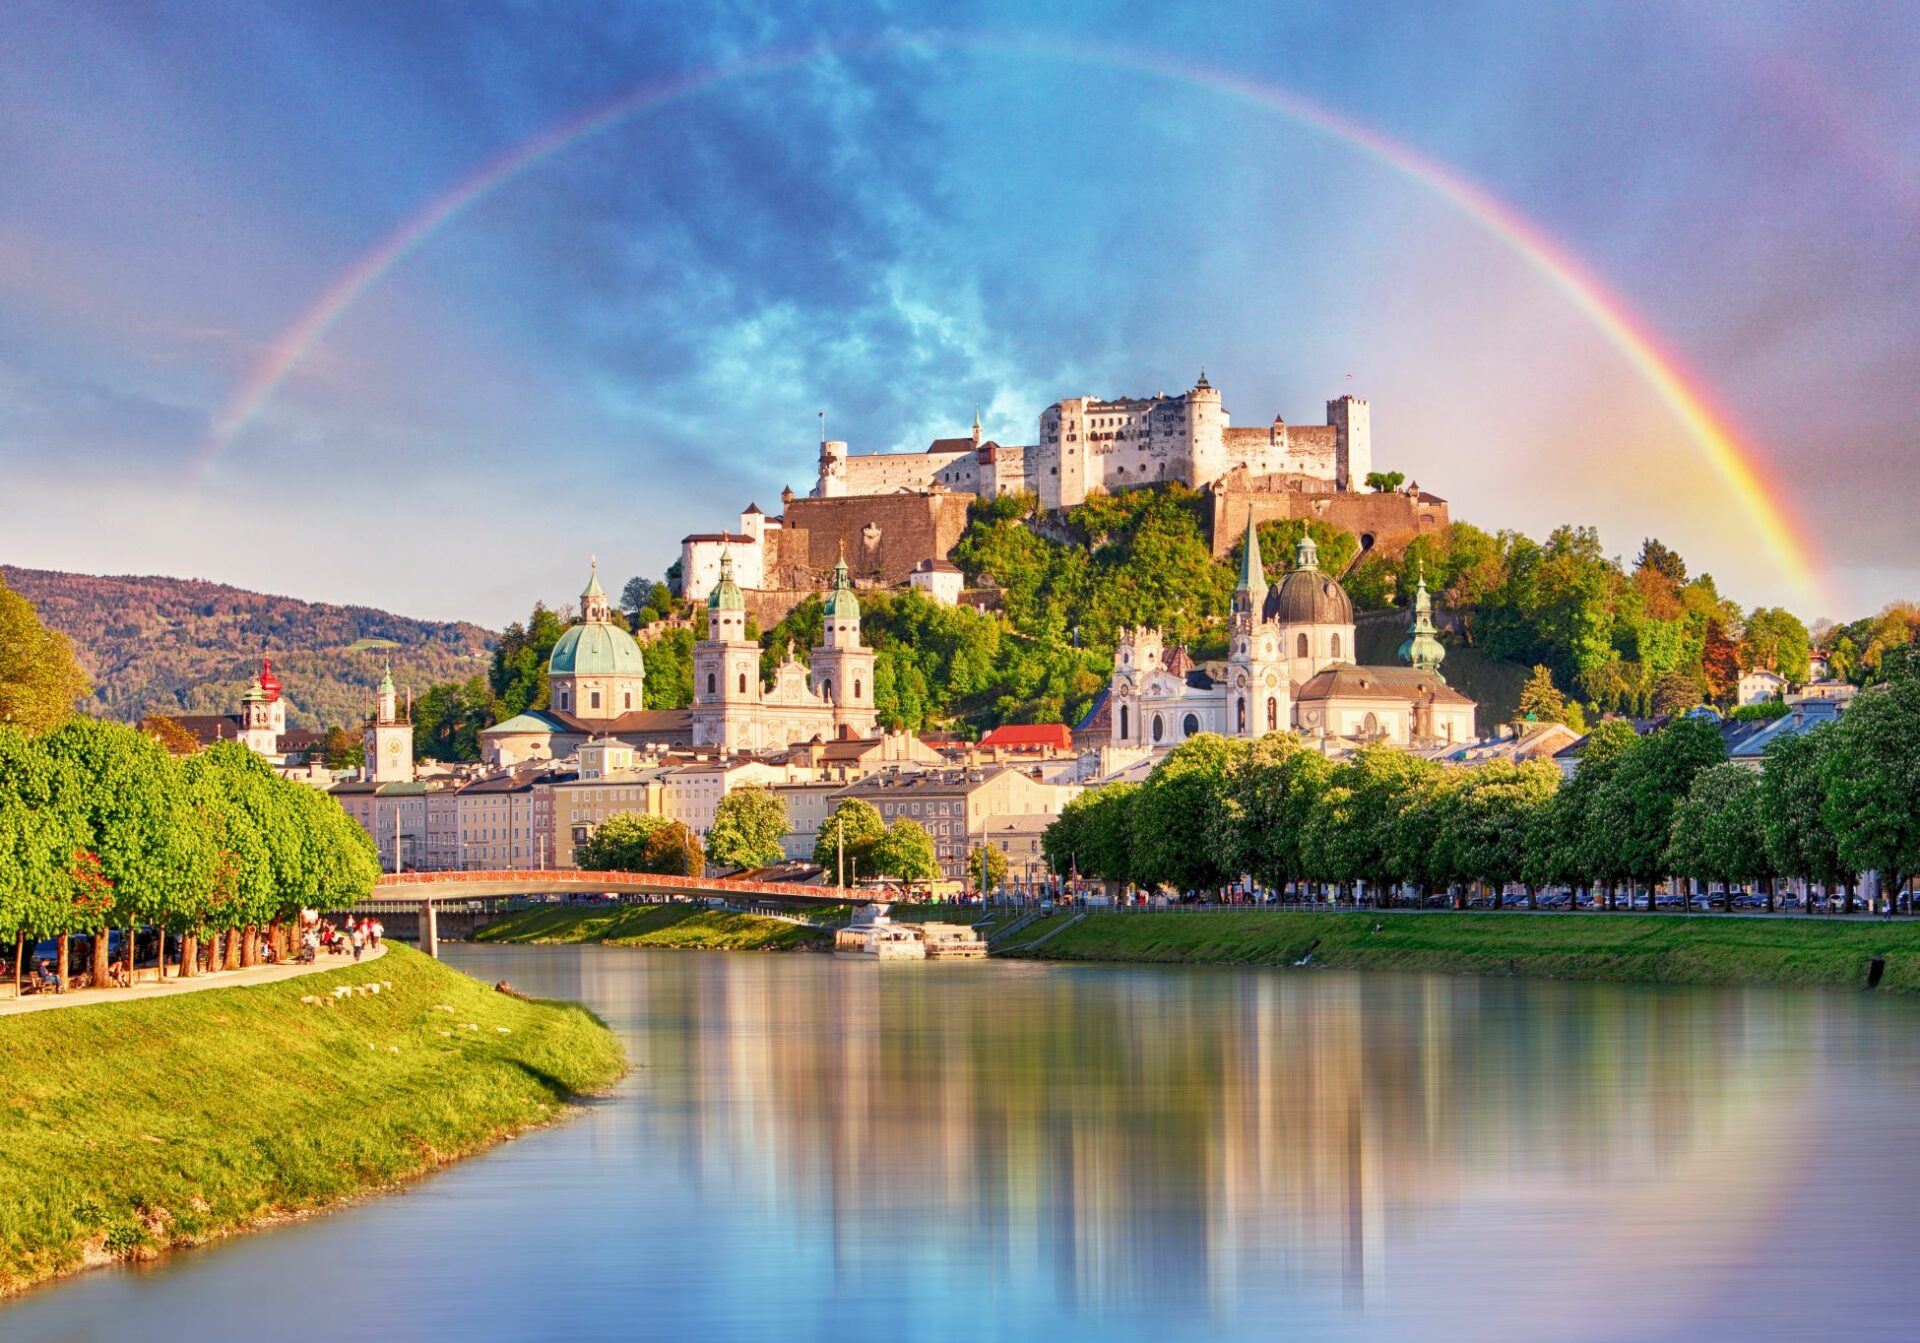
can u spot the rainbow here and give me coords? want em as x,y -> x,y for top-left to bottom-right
200,31 -> 1825,605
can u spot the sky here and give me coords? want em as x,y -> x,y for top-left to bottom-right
1,1 -> 1915,630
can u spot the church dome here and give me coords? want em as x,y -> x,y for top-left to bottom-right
1266,534 -> 1354,626
823,552 -> 860,621
549,621 -> 646,678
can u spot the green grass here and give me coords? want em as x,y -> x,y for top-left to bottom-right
0,945 -> 625,1298
1019,910 -> 1920,992
474,902 -> 831,951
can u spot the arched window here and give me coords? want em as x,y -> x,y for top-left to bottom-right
822,678 -> 834,703
559,689 -> 570,711
1236,698 -> 1247,733
1151,713 -> 1164,743
1267,697 -> 1278,731
1332,633 -> 1342,659
738,671 -> 747,694
706,672 -> 716,696
1296,633 -> 1309,658
854,678 -> 862,699
1182,713 -> 1199,738
1119,705 -> 1130,740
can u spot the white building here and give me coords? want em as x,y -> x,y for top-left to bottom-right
1737,668 -> 1789,706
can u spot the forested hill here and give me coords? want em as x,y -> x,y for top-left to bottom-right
2,566 -> 495,730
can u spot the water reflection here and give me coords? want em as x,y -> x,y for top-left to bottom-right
11,947 -> 1920,1343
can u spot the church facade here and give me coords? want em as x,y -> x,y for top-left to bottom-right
1107,516 -> 1474,755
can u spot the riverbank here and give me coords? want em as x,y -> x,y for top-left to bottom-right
1007,909 -> 1920,992
0,945 -> 625,1299
474,902 -> 833,951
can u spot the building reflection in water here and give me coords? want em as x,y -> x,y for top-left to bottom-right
551,950 -> 1824,1335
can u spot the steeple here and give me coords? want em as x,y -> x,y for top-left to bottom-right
1398,561 -> 1447,678
708,546 -> 745,612
1232,509 -> 1267,620
971,405 -> 982,447
581,556 -> 609,623
376,659 -> 399,723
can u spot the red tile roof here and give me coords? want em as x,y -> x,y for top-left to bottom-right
978,723 -> 1074,752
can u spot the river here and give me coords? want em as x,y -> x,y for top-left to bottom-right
9,946 -> 1920,1341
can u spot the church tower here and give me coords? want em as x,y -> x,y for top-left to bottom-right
239,676 -> 279,757
1398,562 -> 1447,679
692,548 -> 764,749
810,548 -> 878,738
1228,511 -> 1289,737
364,660 -> 413,782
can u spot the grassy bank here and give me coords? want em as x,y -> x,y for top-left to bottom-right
474,902 -> 831,951
1013,910 -> 1920,992
0,945 -> 625,1298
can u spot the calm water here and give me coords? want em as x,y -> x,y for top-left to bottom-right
10,946 -> 1920,1342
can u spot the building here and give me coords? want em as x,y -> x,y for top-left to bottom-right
907,558 -> 966,606
814,374 -> 1373,511
330,778 -> 438,872
680,504 -> 780,598
981,812 -> 1054,892
363,660 -> 414,784
1737,669 -> 1789,706
456,769 -> 556,869
690,548 -> 878,751
835,765 -> 1081,882
976,723 -> 1076,758
167,656 -> 327,766
480,563 -> 694,765
768,779 -> 854,862
1107,517 -> 1476,755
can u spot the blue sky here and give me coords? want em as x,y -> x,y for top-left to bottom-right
2,1 -> 1915,628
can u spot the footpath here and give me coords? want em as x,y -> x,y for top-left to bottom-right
0,944 -> 388,1020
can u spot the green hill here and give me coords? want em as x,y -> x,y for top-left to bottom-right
2,566 -> 495,731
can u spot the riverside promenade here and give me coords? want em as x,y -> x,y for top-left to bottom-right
0,945 -> 387,1020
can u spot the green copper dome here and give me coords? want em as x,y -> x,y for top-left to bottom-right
823,552 -> 860,620
708,548 -> 746,612
549,621 -> 646,678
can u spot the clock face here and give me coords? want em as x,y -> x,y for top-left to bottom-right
386,739 -> 401,756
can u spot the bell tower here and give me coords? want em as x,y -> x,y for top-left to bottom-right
810,546 -> 877,738
364,660 -> 414,782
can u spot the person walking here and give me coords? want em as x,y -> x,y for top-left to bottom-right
350,921 -> 365,962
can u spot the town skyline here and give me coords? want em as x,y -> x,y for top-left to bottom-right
5,3 -> 1918,628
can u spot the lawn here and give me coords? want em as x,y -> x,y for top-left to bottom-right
474,902 -> 832,951
1020,909 -> 1920,991
0,945 -> 625,1297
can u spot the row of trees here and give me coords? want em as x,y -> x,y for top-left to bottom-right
1042,680 -> 1920,907
0,719 -> 381,995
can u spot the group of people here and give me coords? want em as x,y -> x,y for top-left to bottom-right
295,910 -> 383,964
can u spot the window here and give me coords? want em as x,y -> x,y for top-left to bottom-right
822,678 -> 833,702
1296,633 -> 1309,658
1237,698 -> 1247,733
1363,711 -> 1378,735
1267,697 -> 1278,731
1151,714 -> 1164,743
707,672 -> 716,695
854,678 -> 862,699
559,689 -> 570,711
1182,713 -> 1199,738
590,690 -> 601,710
1119,705 -> 1129,740
623,692 -> 632,710
738,672 -> 747,694
1332,633 -> 1342,659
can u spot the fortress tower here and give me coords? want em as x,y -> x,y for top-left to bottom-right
1327,395 -> 1371,490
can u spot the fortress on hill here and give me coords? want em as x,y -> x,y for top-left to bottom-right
680,373 -> 1448,622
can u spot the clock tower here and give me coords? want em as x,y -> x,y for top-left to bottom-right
364,660 -> 414,783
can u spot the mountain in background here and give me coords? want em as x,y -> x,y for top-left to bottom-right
2,566 -> 495,731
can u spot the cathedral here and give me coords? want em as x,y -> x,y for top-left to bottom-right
690,546 -> 878,750
1107,514 -> 1475,754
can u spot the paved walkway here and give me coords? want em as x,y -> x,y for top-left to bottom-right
0,944 -> 388,1019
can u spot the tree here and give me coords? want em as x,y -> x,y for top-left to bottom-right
1364,471 -> 1406,493
0,577 -> 90,734
1222,733 -> 1333,892
488,602 -> 568,720
641,820 -> 705,879
620,576 -> 658,620
971,844 -> 1008,893
1131,735 -> 1247,891
1650,670 -> 1704,716
1592,715 -> 1726,905
0,727 -> 91,995
1665,762 -> 1765,906
1741,607 -> 1812,684
1635,538 -> 1688,587
576,813 -> 667,872
1304,743 -> 1437,903
1443,760 -> 1559,907
1538,718 -> 1640,905
139,714 -> 200,756
813,799 -> 886,882
412,675 -> 492,762
1517,665 -> 1572,725
873,819 -> 940,885
1821,680 -> 1920,909
707,786 -> 789,871
1758,725 -> 1846,900
322,726 -> 365,770
1045,784 -> 1137,883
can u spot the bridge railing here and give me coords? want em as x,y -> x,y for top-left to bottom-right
370,869 -> 851,902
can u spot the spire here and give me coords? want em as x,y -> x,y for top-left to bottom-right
707,545 -> 745,612
971,405 -> 982,447
1195,368 -> 1211,390
581,556 -> 609,621
824,539 -> 860,622
1233,508 -> 1268,624
1398,560 -> 1446,678
378,659 -> 396,695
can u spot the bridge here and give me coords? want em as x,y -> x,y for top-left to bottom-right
360,870 -> 860,957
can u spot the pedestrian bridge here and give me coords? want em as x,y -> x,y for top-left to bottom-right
359,869 -> 855,957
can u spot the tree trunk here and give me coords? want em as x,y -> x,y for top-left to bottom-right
1844,879 -> 1856,917
179,931 -> 197,980
1526,882 -> 1538,911
12,931 -> 22,998
1766,875 -> 1775,915
92,928 -> 109,990
57,933 -> 69,989
240,925 -> 258,969
224,928 -> 240,971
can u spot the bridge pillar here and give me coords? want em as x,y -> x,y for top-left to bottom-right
421,901 -> 439,960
